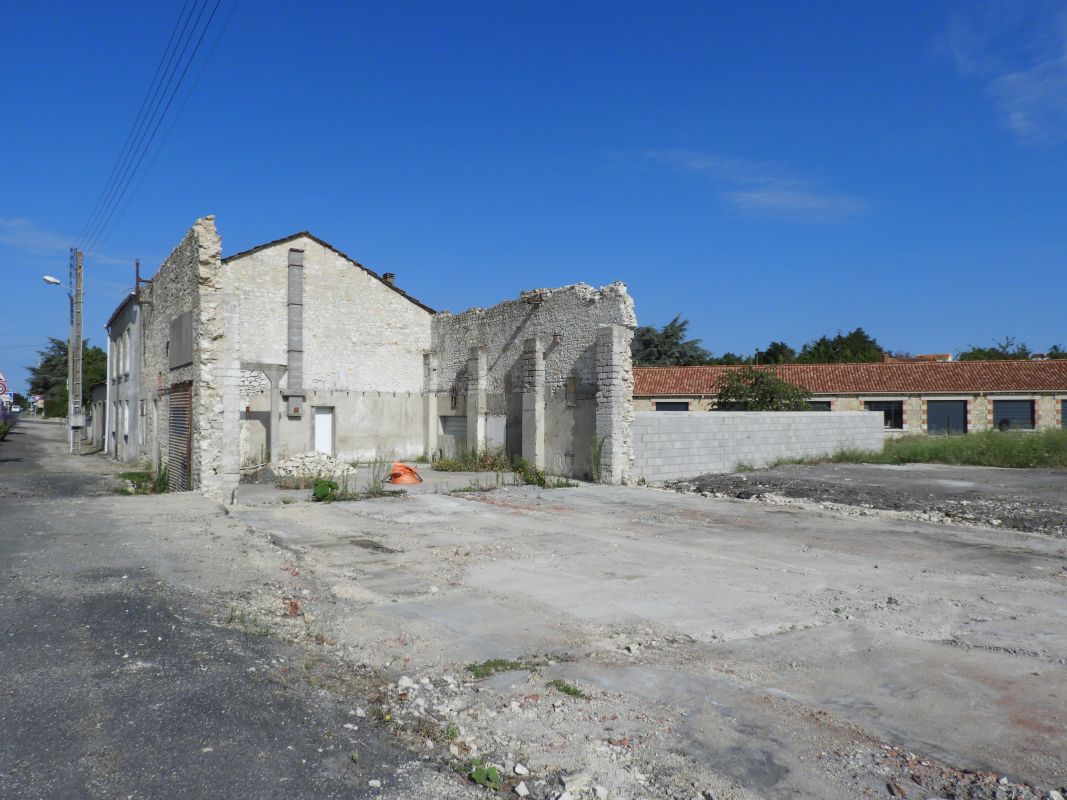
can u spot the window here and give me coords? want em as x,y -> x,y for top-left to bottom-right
808,401 -> 831,411
122,330 -> 130,374
441,415 -> 467,437
865,400 -> 904,429
1062,399 -> 1066,430
993,399 -> 1035,431
655,401 -> 690,412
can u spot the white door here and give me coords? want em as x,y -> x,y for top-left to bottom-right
314,407 -> 334,455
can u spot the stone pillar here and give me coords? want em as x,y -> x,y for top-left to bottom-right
466,346 -> 487,453
423,351 -> 438,458
595,324 -> 634,485
522,336 -> 545,469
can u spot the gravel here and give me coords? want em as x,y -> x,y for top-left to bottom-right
669,464 -> 1067,537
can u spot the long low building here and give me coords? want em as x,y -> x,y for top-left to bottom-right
633,361 -> 1067,434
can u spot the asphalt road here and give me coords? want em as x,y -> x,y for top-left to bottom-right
0,421 -> 475,799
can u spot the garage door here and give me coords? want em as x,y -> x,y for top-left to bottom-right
992,399 -> 1034,431
927,400 -> 966,435
168,382 -> 192,491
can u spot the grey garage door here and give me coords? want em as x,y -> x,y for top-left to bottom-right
992,399 -> 1034,431
927,400 -> 967,435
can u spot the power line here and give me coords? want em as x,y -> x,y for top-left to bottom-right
80,0 -> 227,258
89,0 -> 240,257
82,0 -> 217,255
77,0 -> 199,246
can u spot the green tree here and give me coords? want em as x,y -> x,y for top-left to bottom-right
957,337 -> 1031,361
714,366 -> 812,411
26,337 -> 107,417
796,328 -> 884,363
631,315 -> 712,366
1046,345 -> 1067,359
13,393 -> 27,407
756,340 -> 796,364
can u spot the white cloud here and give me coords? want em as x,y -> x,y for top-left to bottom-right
0,217 -> 130,266
946,5 -> 1067,145
644,150 -> 866,223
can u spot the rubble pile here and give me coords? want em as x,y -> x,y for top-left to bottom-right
270,451 -> 357,480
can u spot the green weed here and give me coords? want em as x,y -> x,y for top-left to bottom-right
546,679 -> 587,699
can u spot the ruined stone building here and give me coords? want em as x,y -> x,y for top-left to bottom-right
106,216 -> 636,498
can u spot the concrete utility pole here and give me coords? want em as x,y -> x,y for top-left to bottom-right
68,248 -> 85,455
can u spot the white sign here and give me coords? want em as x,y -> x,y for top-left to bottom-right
0,367 -> 7,395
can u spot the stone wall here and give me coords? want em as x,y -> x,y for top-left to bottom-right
631,411 -> 885,483
225,236 -> 432,393
139,216 -> 239,499
430,283 -> 636,482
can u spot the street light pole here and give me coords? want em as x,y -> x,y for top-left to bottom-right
69,249 -> 84,455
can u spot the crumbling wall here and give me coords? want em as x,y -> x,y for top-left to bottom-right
430,283 -> 636,482
140,216 -> 239,499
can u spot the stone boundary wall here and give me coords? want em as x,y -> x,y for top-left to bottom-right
631,411 -> 884,483
429,283 -> 637,483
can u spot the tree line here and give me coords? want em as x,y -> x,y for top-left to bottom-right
25,338 -> 107,418
632,316 -> 1066,367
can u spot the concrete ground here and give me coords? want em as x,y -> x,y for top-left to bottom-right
234,466 -> 1067,799
0,420 -> 483,799
3,422 -> 1066,799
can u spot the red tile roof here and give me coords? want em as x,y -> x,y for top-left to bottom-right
633,361 -> 1067,396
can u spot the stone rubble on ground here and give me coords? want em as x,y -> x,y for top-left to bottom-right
269,451 -> 357,480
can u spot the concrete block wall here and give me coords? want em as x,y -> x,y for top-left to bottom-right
631,411 -> 884,483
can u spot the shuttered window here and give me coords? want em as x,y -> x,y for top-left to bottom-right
992,400 -> 1035,431
441,415 -> 467,437
808,401 -> 831,411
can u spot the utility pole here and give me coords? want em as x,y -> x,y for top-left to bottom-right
68,248 -> 85,455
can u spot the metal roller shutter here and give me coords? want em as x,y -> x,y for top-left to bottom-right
168,382 -> 192,491
927,400 -> 967,435
992,399 -> 1034,431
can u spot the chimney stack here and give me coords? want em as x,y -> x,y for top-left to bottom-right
383,272 -> 396,286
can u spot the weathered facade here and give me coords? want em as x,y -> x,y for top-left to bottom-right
116,218 -> 637,498
104,293 -> 143,462
428,283 -> 636,481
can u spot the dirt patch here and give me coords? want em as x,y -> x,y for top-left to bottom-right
670,464 -> 1067,537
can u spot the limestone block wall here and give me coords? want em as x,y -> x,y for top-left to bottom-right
224,236 -> 432,393
430,283 -> 637,481
139,216 -> 239,499
631,411 -> 885,483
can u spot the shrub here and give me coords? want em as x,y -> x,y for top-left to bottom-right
312,479 -> 339,502
433,447 -> 512,472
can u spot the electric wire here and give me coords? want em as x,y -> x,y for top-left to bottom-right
82,0 -> 217,255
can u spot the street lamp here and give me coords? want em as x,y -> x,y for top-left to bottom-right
43,255 -> 84,455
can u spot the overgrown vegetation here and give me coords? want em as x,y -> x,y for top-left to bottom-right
785,429 -> 1067,469
433,447 -> 513,473
465,653 -> 572,679
546,679 -> 587,699
434,447 -> 576,487
116,465 -> 169,495
310,473 -> 399,503
0,423 -> 11,442
225,607 -> 273,638
590,435 -> 605,483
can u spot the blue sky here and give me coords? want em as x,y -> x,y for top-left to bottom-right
2,1 -> 1066,394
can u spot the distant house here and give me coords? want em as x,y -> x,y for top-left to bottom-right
633,361 -> 1067,434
